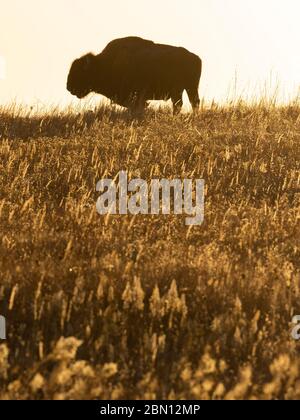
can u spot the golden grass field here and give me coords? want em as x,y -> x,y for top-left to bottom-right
0,100 -> 300,399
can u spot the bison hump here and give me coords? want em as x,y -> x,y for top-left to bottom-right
102,36 -> 154,55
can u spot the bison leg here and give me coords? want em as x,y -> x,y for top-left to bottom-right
171,92 -> 183,115
128,94 -> 146,117
187,87 -> 200,112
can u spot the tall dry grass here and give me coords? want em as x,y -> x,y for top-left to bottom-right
0,100 -> 300,399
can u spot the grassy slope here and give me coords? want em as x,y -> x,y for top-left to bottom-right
0,103 -> 300,399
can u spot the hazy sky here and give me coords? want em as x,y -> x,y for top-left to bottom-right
0,0 -> 299,107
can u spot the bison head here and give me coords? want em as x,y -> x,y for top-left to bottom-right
67,53 -> 96,99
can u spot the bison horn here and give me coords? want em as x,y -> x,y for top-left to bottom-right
84,53 -> 95,71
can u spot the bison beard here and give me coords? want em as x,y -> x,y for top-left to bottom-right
67,36 -> 202,114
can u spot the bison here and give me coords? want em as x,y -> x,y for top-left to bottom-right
67,36 -> 202,113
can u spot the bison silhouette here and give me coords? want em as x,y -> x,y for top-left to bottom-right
67,36 -> 202,113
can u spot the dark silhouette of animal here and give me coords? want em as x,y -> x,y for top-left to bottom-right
67,36 -> 202,113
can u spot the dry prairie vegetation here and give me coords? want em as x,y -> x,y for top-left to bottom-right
0,101 -> 300,399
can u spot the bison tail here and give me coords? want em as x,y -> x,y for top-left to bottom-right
196,56 -> 202,78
